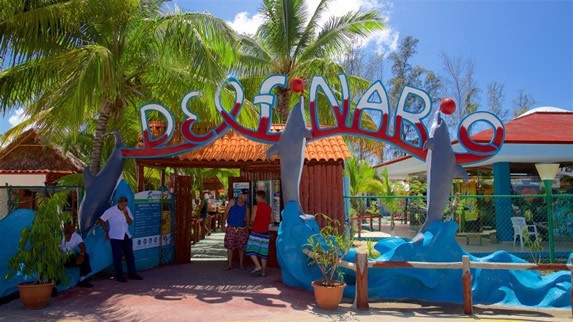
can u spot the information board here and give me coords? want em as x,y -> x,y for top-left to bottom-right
133,200 -> 162,250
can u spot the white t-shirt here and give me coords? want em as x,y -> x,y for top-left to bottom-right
100,205 -> 134,240
60,232 -> 83,254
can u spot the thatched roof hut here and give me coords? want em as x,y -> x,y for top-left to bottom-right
0,129 -> 84,185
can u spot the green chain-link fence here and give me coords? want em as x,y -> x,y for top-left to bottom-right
345,193 -> 573,263
0,185 -> 84,220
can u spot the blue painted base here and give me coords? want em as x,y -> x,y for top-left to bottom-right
277,202 -> 572,309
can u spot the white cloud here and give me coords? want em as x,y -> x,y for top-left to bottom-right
8,108 -> 27,126
227,0 -> 399,55
227,11 -> 266,36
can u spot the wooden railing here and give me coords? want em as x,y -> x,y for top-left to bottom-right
303,249 -> 573,315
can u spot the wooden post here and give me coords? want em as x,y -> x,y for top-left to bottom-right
174,175 -> 193,264
462,255 -> 473,315
353,253 -> 369,310
160,168 -> 166,187
136,162 -> 145,192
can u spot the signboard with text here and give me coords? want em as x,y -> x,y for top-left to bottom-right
132,190 -> 172,269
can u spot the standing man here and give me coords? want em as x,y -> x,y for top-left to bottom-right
246,190 -> 273,276
98,196 -> 143,283
199,192 -> 211,235
60,222 -> 93,287
222,188 -> 250,270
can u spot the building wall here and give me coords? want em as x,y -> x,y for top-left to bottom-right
241,161 -> 346,229
301,161 -> 345,229
0,174 -> 46,186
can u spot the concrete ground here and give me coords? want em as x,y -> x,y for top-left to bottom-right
1,232 -> 570,322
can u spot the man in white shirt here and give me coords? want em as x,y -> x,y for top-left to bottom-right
98,196 -> 143,283
60,223 -> 93,288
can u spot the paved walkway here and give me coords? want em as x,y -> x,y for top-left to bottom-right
1,232 -> 570,321
191,231 -> 227,261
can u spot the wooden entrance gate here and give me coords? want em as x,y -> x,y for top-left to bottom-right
174,175 -> 193,264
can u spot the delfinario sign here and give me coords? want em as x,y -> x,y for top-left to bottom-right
121,74 -> 505,164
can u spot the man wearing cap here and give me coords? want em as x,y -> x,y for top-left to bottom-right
222,188 -> 250,270
98,196 -> 143,283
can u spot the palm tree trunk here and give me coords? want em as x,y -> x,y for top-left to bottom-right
89,102 -> 112,176
277,87 -> 291,123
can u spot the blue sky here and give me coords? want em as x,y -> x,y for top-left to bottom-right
1,0 -> 571,133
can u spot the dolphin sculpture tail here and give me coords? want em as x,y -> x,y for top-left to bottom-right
78,131 -> 125,236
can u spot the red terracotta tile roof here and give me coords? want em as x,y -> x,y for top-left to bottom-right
375,111 -> 573,167
176,126 -> 351,163
472,111 -> 573,144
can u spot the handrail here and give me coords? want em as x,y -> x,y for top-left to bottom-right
343,194 -> 573,199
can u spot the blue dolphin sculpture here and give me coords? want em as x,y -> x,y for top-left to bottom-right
418,111 -> 468,234
78,132 -> 125,236
266,98 -> 312,212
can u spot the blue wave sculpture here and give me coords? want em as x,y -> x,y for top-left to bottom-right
277,205 -> 571,308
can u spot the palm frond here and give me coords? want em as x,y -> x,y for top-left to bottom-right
292,0 -> 329,59
299,10 -> 384,62
257,0 -> 305,62
0,0 -> 84,63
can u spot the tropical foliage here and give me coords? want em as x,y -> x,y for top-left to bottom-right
0,0 -> 240,176
1,0 -> 389,194
305,214 -> 352,287
236,0 -> 385,122
6,191 -> 72,284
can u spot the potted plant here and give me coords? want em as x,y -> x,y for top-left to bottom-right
305,215 -> 353,310
5,192 -> 71,309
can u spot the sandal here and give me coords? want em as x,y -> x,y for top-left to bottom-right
250,268 -> 262,274
223,266 -> 233,271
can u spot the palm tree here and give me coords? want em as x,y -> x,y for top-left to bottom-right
344,157 -> 380,217
364,167 -> 405,235
236,0 -> 385,122
0,0 -> 239,176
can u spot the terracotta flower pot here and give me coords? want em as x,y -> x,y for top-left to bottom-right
18,282 -> 53,309
312,280 -> 346,310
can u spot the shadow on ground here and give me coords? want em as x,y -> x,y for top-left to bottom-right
1,231 -> 569,322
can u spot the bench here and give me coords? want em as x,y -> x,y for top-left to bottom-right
458,230 -> 497,245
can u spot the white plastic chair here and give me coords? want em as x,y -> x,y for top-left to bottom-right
510,217 -> 538,249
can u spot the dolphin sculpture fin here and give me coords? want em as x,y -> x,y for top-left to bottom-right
422,138 -> 435,151
266,144 -> 280,160
83,168 -> 95,189
455,164 -> 469,183
304,129 -> 312,139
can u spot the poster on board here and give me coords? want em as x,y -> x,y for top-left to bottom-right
133,190 -> 172,251
232,182 -> 250,199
